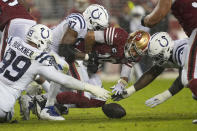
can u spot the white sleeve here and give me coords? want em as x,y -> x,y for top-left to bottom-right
94,31 -> 105,43
37,66 -> 85,91
120,64 -> 131,78
67,13 -> 87,39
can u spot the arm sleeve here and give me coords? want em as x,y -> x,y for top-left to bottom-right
94,31 -> 105,43
120,64 -> 131,78
168,68 -> 184,96
37,66 -> 86,91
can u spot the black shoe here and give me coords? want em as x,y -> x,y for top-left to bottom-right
33,95 -> 47,119
54,104 -> 69,115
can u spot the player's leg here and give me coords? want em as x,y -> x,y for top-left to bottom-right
56,91 -> 105,108
38,82 -> 65,121
0,109 -> 13,123
19,94 -> 34,120
184,29 -> 197,96
56,63 -> 106,108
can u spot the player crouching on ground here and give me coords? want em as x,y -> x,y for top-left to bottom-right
0,24 -> 110,123
111,31 -> 197,123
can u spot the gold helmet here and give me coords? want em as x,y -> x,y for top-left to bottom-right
124,30 -> 150,61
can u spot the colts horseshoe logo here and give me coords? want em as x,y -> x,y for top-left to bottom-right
158,36 -> 169,47
91,9 -> 102,19
41,28 -> 49,39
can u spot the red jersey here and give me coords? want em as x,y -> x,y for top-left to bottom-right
0,0 -> 34,31
171,0 -> 197,36
92,27 -> 130,64
76,27 -> 142,64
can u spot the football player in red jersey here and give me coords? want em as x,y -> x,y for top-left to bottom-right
0,0 -> 36,61
141,0 -> 197,104
55,28 -> 150,108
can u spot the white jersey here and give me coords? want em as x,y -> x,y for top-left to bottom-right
51,13 -> 87,53
0,37 -> 87,112
172,38 -> 189,67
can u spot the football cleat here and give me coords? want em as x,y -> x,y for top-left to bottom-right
19,95 -> 34,120
40,106 -> 65,121
33,95 -> 47,119
54,104 -> 69,115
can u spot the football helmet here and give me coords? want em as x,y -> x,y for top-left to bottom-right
26,24 -> 52,51
124,30 -> 150,61
83,4 -> 109,30
148,32 -> 174,65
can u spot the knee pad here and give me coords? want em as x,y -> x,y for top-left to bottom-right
188,79 -> 197,97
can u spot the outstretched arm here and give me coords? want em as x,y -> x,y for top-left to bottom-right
145,68 -> 184,107
112,65 -> 165,101
134,65 -> 165,91
142,0 -> 172,27
37,65 -> 110,100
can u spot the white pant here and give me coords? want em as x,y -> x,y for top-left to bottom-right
0,81 -> 18,113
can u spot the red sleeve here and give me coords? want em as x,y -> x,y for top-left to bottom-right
104,27 -> 129,46
0,1 -> 34,31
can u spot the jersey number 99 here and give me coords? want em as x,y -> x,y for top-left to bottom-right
0,48 -> 31,82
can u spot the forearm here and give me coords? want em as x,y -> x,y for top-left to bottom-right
120,64 -> 131,82
143,0 -> 172,27
39,66 -> 86,91
168,74 -> 184,96
134,65 -> 165,91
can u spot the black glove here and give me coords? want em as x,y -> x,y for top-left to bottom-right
58,44 -> 76,63
111,94 -> 124,101
87,62 -> 99,74
87,52 -> 99,73
88,52 -> 98,63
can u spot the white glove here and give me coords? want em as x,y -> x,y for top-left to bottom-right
84,83 -> 111,101
111,79 -> 128,95
112,85 -> 136,101
145,90 -> 172,108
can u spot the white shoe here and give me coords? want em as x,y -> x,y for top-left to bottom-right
40,106 -> 65,121
19,95 -> 34,120
193,119 -> 197,124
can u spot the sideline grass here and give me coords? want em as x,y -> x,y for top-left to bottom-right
1,79 -> 197,131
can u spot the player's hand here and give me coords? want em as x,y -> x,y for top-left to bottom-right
111,85 -> 136,101
145,90 -> 172,108
111,79 -> 128,95
85,52 -> 99,73
84,83 -> 111,101
87,52 -> 98,63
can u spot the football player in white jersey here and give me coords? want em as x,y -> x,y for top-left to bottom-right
0,24 -> 110,123
28,4 -> 110,121
111,31 -> 192,106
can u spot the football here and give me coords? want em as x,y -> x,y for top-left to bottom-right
102,103 -> 126,119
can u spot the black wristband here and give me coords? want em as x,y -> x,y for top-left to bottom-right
141,16 -> 146,26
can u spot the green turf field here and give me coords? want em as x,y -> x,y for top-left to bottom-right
1,79 -> 197,131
